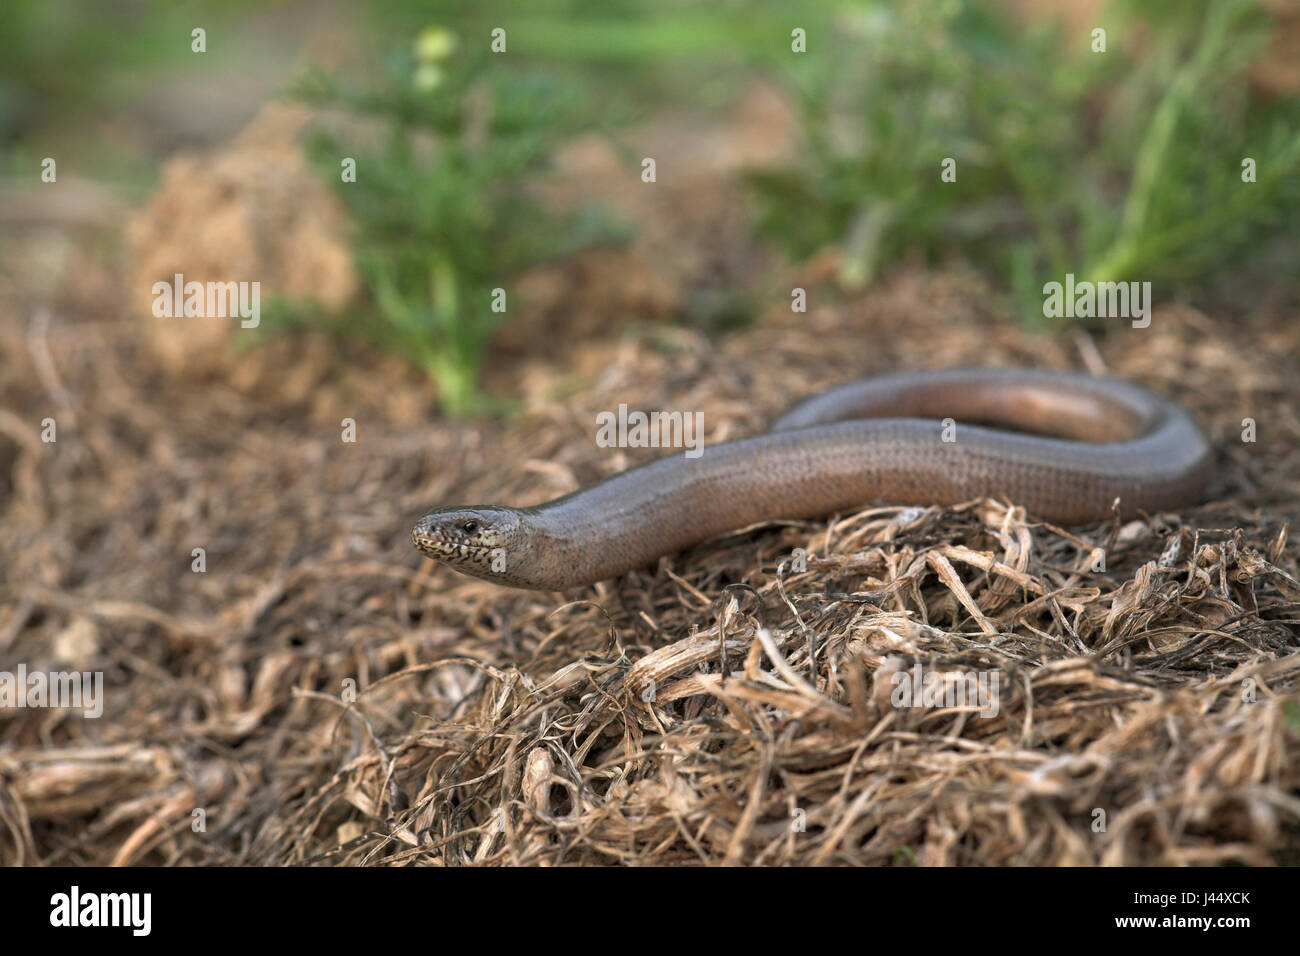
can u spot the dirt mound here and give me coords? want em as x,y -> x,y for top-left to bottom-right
2,254 -> 1297,864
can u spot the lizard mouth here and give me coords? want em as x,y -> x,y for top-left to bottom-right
411,529 -> 487,560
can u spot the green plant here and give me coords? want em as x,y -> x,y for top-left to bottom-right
276,29 -> 620,415
748,0 -> 1300,318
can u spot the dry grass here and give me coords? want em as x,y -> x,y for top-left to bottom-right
2,244 -> 1298,865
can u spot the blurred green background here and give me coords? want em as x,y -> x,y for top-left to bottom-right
2,0 -> 1296,411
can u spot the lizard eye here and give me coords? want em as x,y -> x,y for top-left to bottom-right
462,520 -> 479,534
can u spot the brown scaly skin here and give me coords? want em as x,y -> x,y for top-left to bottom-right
412,367 -> 1212,591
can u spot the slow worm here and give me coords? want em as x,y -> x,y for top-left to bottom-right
412,367 -> 1212,590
